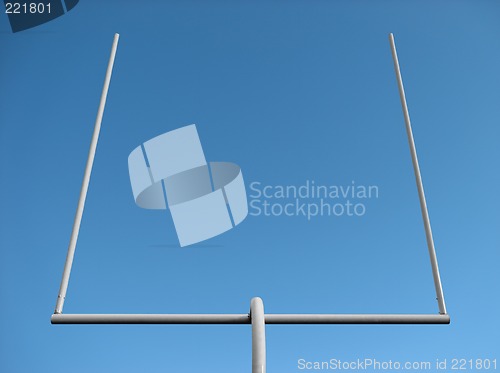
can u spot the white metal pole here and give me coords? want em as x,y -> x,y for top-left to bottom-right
51,313 -> 450,325
251,297 -> 266,373
54,33 -> 120,314
388,33 -> 447,315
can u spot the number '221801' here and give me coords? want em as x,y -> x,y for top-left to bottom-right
5,3 -> 51,14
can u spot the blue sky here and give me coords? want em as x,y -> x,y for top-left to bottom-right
0,1 -> 499,372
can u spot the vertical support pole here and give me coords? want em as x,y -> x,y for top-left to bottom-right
251,297 -> 266,373
54,33 -> 120,314
388,33 -> 447,315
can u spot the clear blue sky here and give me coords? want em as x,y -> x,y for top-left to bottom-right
1,1 -> 499,372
